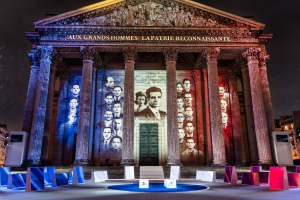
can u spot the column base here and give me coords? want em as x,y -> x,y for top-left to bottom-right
22,159 -> 42,167
120,159 -> 135,166
166,159 -> 183,166
258,160 -> 274,166
73,159 -> 89,166
41,160 -> 51,166
211,160 -> 227,166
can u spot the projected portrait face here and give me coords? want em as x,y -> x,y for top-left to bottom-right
186,138 -> 196,149
177,98 -> 184,109
221,100 -> 227,113
68,112 -> 77,124
112,137 -> 122,150
148,91 -> 162,108
183,79 -> 191,91
113,86 -> 123,98
103,127 -> 112,140
178,129 -> 185,140
69,99 -> 78,109
137,96 -> 146,106
185,122 -> 194,133
178,113 -> 185,123
113,102 -> 122,114
106,77 -> 114,89
71,85 -> 80,97
185,107 -> 193,117
222,112 -> 228,125
177,83 -> 183,93
219,87 -> 225,98
105,93 -> 114,105
104,110 -> 113,121
184,93 -> 193,104
113,118 -> 122,130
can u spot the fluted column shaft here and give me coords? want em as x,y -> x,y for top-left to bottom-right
243,48 -> 273,165
259,54 -> 276,163
203,68 -> 213,165
205,48 -> 226,166
228,76 -> 246,166
41,63 -> 57,164
164,48 -> 182,166
193,70 -> 205,165
241,66 -> 259,165
74,47 -> 95,165
51,70 -> 69,166
26,45 -> 54,165
22,50 -> 40,134
120,47 -> 137,166
88,67 -> 97,165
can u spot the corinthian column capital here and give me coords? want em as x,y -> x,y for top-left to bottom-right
163,47 -> 178,62
80,46 -> 95,62
122,47 -> 137,63
37,45 -> 54,61
204,47 -> 220,62
28,51 -> 40,68
242,47 -> 261,62
259,53 -> 270,70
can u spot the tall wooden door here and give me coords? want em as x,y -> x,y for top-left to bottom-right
139,124 -> 159,166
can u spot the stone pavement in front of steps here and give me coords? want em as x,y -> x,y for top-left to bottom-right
9,165 -> 298,180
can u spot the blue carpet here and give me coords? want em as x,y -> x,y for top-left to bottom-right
108,183 -> 208,192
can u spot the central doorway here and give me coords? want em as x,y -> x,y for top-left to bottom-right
139,123 -> 159,166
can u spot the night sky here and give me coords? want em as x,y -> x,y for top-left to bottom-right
0,0 -> 299,131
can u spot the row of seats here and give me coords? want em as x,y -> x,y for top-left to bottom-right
196,166 -> 300,190
0,166 -> 108,191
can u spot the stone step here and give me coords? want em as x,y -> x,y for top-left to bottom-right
140,166 -> 164,179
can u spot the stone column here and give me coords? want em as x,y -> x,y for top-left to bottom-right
40,57 -> 59,165
228,74 -> 246,166
203,68 -> 213,166
88,67 -> 97,165
204,48 -> 226,166
164,48 -> 182,166
22,50 -> 40,134
26,45 -> 54,166
193,70 -> 205,165
120,47 -> 137,166
259,53 -> 276,163
74,47 -> 95,166
241,63 -> 259,165
242,48 -> 273,165
51,69 -> 69,166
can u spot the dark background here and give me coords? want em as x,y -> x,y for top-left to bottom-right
0,0 -> 299,130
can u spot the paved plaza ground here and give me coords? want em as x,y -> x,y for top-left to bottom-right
1,179 -> 299,200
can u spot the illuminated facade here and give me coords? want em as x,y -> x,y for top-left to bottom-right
23,0 -> 275,166
0,124 -> 8,166
275,112 -> 300,160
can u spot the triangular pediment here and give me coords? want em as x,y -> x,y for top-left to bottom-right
34,0 -> 265,29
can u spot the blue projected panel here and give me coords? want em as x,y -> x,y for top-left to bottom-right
44,166 -> 55,185
69,171 -> 73,184
0,167 -> 11,186
73,167 -> 85,184
25,167 -> 45,192
52,173 -> 69,187
7,173 -> 27,189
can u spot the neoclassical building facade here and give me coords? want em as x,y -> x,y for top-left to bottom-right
23,0 -> 275,166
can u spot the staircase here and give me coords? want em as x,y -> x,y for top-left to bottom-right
140,166 -> 165,179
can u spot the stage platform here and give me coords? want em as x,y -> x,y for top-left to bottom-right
1,179 -> 300,200
9,166 -> 298,179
